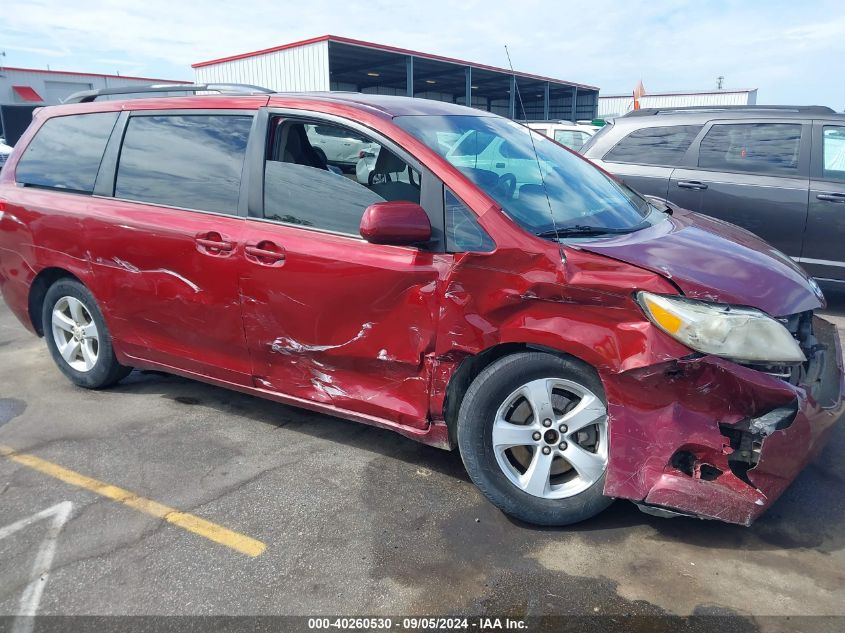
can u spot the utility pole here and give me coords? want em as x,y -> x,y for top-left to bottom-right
717,76 -> 724,90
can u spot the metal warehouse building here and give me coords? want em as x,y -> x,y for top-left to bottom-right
598,88 -> 758,119
193,35 -> 599,121
0,66 -> 186,144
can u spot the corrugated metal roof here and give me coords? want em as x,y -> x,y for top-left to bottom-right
192,34 -> 598,91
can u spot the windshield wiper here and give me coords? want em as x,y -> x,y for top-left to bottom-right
536,224 -> 644,238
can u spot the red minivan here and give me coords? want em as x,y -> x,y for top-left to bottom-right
0,86 -> 842,526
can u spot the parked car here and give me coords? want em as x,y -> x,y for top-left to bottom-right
0,137 -> 12,170
0,88 -> 841,527
305,123 -> 379,172
581,105 -> 845,287
526,121 -> 596,151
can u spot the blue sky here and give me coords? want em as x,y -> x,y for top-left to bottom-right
2,0 -> 843,108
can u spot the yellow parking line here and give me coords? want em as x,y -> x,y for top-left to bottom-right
0,444 -> 266,557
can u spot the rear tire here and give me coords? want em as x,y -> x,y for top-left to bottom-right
42,279 -> 131,389
457,352 -> 613,526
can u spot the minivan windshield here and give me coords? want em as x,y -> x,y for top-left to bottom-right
395,115 -> 660,238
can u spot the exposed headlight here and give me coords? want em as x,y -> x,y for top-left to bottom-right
637,291 -> 805,363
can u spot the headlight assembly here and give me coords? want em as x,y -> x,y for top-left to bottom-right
637,291 -> 805,364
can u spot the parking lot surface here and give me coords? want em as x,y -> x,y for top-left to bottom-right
1,293 -> 844,628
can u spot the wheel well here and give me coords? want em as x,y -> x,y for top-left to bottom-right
28,268 -> 81,336
442,343 -> 584,443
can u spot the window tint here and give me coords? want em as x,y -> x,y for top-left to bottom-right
822,126 -> 845,181
16,112 -> 118,193
445,189 -> 494,252
604,125 -> 701,166
263,120 -> 422,235
698,123 -> 802,175
553,129 -> 591,150
115,114 -> 252,214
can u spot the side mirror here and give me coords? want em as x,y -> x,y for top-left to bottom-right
360,201 -> 431,246
643,195 -> 673,214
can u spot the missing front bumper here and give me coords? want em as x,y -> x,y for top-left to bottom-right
602,316 -> 844,526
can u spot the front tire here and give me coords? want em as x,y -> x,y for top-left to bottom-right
457,352 -> 613,526
42,279 -> 131,389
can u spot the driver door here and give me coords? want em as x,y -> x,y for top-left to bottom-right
238,111 -> 448,428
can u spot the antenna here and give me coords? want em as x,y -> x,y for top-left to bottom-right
503,45 -> 559,238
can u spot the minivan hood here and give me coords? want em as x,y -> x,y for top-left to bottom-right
574,209 -> 822,316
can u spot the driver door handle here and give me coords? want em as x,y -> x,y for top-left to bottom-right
817,192 -> 845,203
677,180 -> 708,190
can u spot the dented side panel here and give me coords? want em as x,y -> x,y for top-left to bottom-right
239,221 -> 447,428
427,215 -> 692,422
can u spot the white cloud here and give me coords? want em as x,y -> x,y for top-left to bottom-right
2,0 -> 843,107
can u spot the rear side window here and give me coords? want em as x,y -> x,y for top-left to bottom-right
553,129 -> 591,150
115,114 -> 253,214
604,125 -> 701,166
16,112 -> 118,193
698,123 -> 802,175
822,126 -> 845,181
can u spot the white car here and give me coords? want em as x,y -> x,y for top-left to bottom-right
0,138 -> 12,170
525,122 -> 596,152
305,124 -> 379,172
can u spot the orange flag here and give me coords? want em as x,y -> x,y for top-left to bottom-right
633,80 -> 646,110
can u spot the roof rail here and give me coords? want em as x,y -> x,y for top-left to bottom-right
63,83 -> 274,104
622,104 -> 836,117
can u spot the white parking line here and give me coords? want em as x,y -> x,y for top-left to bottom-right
0,501 -> 74,633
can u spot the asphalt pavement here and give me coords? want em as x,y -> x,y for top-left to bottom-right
1,290 -> 844,631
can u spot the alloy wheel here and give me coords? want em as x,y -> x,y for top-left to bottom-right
51,296 -> 100,372
491,378 -> 608,499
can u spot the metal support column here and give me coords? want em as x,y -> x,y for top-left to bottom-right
509,76 -> 517,119
406,56 -> 414,97
465,67 -> 472,107
570,86 -> 577,122
543,82 -> 550,120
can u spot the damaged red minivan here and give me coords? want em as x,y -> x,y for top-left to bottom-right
1,87 -> 842,526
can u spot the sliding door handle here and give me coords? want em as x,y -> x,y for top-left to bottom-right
245,241 -> 286,266
676,180 -> 708,190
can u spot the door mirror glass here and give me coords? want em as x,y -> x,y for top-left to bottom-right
360,201 -> 431,245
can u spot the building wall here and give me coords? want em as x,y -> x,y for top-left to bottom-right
194,41 -> 330,92
0,68 -> 183,106
598,90 -> 757,118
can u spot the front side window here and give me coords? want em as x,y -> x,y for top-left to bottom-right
604,125 -> 701,166
822,126 -> 845,181
698,123 -> 802,175
115,114 -> 252,214
445,189 -> 494,252
395,114 -> 660,237
263,119 -> 421,235
16,112 -> 119,193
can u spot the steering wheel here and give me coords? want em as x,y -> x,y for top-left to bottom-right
369,171 -> 392,185
494,173 -> 517,200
